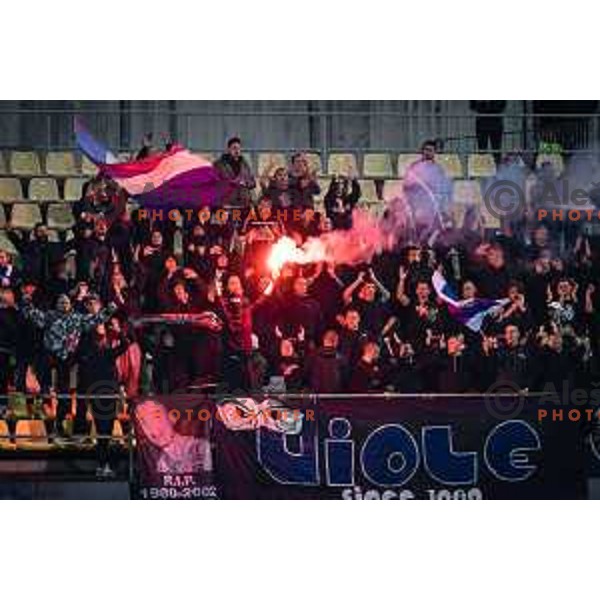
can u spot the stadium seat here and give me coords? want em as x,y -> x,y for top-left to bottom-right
47,204 -> 75,230
257,153 -> 287,177
453,180 -> 483,206
396,154 -> 420,178
456,180 -> 501,228
63,177 -> 87,202
0,178 -> 24,203
0,231 -> 17,254
15,420 -> 51,450
467,154 -> 497,178
479,204 -> 501,229
9,151 -> 42,176
45,151 -> 78,176
0,206 -> 6,228
0,153 -> 6,174
536,153 -> 565,175
0,420 -> 14,450
525,173 -> 538,204
327,153 -> 358,177
382,179 -> 403,203
28,177 -> 60,202
305,152 -> 323,175
451,180 -> 484,229
81,154 -> 98,176
368,202 -> 388,219
11,203 -> 43,230
363,153 -> 393,179
437,154 -> 464,179
358,179 -> 379,205
314,178 -> 330,207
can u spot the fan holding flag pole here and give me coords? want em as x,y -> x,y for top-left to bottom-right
432,267 -> 509,333
74,117 -> 238,210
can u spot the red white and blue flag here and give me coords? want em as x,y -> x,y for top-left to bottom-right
432,271 -> 509,332
74,118 -> 235,208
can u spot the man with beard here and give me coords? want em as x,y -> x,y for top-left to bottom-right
402,140 -> 453,244
213,137 -> 256,209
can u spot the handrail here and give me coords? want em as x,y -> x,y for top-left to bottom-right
0,391 -> 561,401
0,109 -> 598,118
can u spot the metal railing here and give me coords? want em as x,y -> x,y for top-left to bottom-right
2,106 -> 600,160
0,390 -> 596,494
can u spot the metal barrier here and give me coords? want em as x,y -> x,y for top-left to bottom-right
0,390 -> 596,498
1,105 -> 599,159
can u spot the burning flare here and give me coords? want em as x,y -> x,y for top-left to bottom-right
267,237 -> 310,277
267,209 -> 394,277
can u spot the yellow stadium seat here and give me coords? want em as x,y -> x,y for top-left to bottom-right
453,180 -> 484,206
327,153 -> 358,177
0,178 -> 24,203
363,153 -> 393,179
11,203 -> 43,230
451,181 -> 483,230
304,153 -> 322,176
468,154 -> 497,178
47,204 -> 75,230
368,202 -> 387,219
314,178 -> 330,209
28,178 -> 60,202
0,153 -> 6,174
257,153 -> 287,178
382,179 -> 403,203
437,154 -> 463,179
64,177 -> 88,202
81,154 -> 98,176
480,204 -> 501,229
9,151 -> 41,176
45,151 -> 78,176
457,180 -> 500,228
397,154 -> 420,178
0,420 -> 14,450
15,420 -> 51,450
358,179 -> 378,204
525,173 -> 537,205
536,153 -> 564,176
0,231 -> 17,254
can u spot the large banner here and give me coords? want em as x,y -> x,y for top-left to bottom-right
132,396 -> 217,500
214,396 -> 588,499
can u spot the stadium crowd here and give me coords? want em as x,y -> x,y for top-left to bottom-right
1,136 -> 599,462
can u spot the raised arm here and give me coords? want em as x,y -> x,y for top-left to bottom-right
396,266 -> 410,307
342,271 -> 365,305
368,267 -> 391,302
80,303 -> 118,332
20,299 -> 47,329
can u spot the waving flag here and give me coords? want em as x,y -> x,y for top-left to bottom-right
432,271 -> 508,332
74,118 -> 236,208
74,117 -> 117,165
